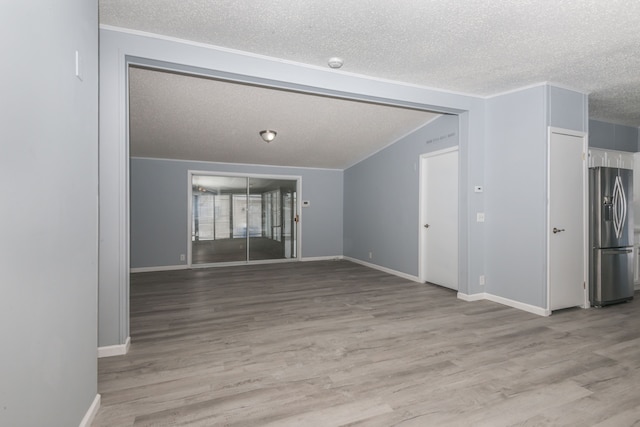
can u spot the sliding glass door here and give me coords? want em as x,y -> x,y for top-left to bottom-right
190,173 -> 298,265
248,178 -> 297,261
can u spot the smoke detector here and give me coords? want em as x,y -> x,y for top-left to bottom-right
328,57 -> 344,69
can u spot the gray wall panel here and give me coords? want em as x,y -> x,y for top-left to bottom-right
589,119 -> 639,152
295,168 -> 344,258
548,86 -> 588,132
485,86 -> 547,307
130,159 -> 189,267
344,115 -> 459,276
0,1 -> 99,426
130,158 -> 343,268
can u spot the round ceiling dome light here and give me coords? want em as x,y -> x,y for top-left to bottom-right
328,57 -> 344,69
259,130 -> 277,143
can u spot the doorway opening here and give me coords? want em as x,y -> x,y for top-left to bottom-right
188,171 -> 300,266
112,51 -> 469,356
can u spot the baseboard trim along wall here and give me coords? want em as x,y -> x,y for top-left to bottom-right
456,292 -> 485,302
342,260 -> 550,316
457,292 -> 551,317
301,256 -> 343,262
130,265 -> 189,273
98,336 -> 131,358
343,256 -> 421,283
79,394 -> 101,427
132,258 -> 345,272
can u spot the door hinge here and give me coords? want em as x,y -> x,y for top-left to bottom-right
583,281 -> 586,289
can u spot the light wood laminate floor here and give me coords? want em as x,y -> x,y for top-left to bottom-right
94,261 -> 640,426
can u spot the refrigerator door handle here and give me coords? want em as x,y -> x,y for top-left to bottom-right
601,248 -> 633,255
612,175 -> 627,239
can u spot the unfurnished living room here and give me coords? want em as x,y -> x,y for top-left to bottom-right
4,1 -> 640,426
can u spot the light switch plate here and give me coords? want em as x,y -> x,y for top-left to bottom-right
476,212 -> 485,222
75,50 -> 83,81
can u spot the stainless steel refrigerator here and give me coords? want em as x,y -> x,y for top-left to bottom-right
589,167 -> 634,307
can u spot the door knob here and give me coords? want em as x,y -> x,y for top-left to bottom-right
424,224 -> 430,228
553,227 -> 565,234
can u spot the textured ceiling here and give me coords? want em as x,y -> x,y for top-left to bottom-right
129,67 -> 440,169
102,0 -> 640,167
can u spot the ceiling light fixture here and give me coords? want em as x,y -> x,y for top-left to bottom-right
260,130 -> 277,143
328,57 -> 344,69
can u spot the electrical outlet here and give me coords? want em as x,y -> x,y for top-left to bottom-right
476,212 -> 485,222
180,254 -> 186,261
368,251 -> 373,259
479,275 -> 485,285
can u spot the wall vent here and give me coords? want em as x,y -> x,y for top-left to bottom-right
425,131 -> 457,145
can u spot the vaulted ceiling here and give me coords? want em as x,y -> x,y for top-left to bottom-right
101,0 -> 640,168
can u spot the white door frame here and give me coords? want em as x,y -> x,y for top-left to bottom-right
418,146 -> 459,284
546,127 -> 589,312
187,170 -> 302,267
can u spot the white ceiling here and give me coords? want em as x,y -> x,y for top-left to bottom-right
101,0 -> 640,168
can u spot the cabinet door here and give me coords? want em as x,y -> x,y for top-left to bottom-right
589,149 -> 634,170
589,149 -> 607,168
619,152 -> 634,170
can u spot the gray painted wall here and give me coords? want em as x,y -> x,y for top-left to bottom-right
0,1 -> 98,426
130,158 -> 343,268
589,119 -> 639,152
549,86 -> 589,132
460,110 -> 487,297
485,87 -> 548,307
344,115 -> 459,276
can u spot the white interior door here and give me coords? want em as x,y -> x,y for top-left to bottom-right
548,130 -> 586,311
421,149 -> 458,290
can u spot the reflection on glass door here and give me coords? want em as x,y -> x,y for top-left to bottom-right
191,173 -> 298,265
248,178 -> 297,261
191,175 -> 247,264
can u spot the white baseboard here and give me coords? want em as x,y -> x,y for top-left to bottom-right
133,257 -> 346,270
301,256 -> 344,262
79,394 -> 100,427
457,292 -> 550,317
130,265 -> 189,273
484,293 -> 550,316
343,256 -> 421,283
456,292 -> 485,302
98,336 -> 131,358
